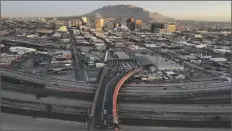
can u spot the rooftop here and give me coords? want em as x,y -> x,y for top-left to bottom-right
114,51 -> 130,59
135,54 -> 184,71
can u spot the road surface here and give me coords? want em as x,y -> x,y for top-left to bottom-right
1,113 -> 230,131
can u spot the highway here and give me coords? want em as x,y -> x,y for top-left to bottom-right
125,80 -> 229,88
2,89 -> 231,114
1,68 -> 93,87
123,81 -> 231,91
1,91 -> 231,128
1,60 -> 231,130
90,67 -> 110,129
112,67 -> 143,130
1,90 -> 90,107
2,90 -> 231,119
119,103 -> 232,113
101,71 -> 129,129
89,66 -> 119,129
89,59 -> 138,129
2,113 -> 230,131
2,80 -> 231,104
2,67 -> 231,90
1,37 -> 59,48
1,82 -> 94,102
1,113 -> 87,130
1,87 -> 231,128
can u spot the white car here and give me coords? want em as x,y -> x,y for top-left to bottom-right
104,110 -> 107,114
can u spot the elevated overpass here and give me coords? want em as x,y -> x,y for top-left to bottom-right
1,37 -> 59,49
2,81 -> 230,104
1,68 -> 230,90
2,90 -> 231,128
87,58 -> 139,130
1,68 -> 93,87
2,68 -> 231,106
88,66 -> 128,129
88,64 -> 144,130
112,67 -> 143,130
1,67 -> 231,130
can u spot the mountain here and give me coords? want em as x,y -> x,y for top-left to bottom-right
83,5 -> 175,23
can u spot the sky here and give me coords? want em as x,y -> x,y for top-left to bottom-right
1,1 -> 231,22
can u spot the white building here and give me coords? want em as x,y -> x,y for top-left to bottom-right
195,44 -> 207,48
94,43 -> 106,50
52,32 -> 61,37
9,46 -> 36,55
195,34 -> 202,38
60,38 -> 70,43
210,58 -> 227,62
213,49 -> 231,54
144,44 -> 157,48
27,34 -> 38,38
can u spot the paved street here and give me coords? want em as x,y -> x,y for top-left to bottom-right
71,32 -> 87,81
1,113 -> 230,131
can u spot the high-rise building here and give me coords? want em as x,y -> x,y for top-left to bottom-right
126,17 -> 135,23
127,22 -> 135,31
167,22 -> 176,32
95,18 -> 104,31
68,21 -> 72,27
151,22 -> 165,32
82,17 -> 87,23
70,19 -> 79,27
100,19 -> 104,27
114,22 -> 119,28
135,20 -> 143,29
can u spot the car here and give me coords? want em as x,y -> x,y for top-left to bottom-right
104,110 -> 107,114
104,120 -> 106,125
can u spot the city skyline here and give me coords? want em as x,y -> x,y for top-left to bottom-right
1,1 -> 231,22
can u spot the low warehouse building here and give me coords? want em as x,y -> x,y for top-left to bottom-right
135,54 -> 184,71
114,51 -> 130,59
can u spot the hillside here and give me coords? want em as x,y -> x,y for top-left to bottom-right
83,5 -> 175,22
